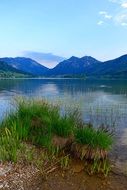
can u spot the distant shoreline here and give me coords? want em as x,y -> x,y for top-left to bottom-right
0,77 -> 127,80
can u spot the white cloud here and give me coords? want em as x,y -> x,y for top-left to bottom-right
99,11 -> 112,19
108,0 -> 118,2
121,2 -> 127,8
105,15 -> 112,19
99,11 -> 107,15
97,0 -> 127,27
23,51 -> 65,68
121,22 -> 127,25
97,21 -> 104,25
114,13 -> 127,25
109,0 -> 127,7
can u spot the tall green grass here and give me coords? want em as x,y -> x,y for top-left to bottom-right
0,99 -> 75,156
75,125 -> 113,150
51,115 -> 75,137
0,98 -> 114,164
0,124 -> 20,162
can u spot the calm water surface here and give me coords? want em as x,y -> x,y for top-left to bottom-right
0,78 -> 127,172
0,79 -> 127,127
0,79 -> 127,128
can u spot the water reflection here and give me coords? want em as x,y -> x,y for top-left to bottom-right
0,79 -> 127,127
0,78 -> 127,173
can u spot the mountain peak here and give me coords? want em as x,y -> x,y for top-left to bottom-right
81,56 -> 99,61
69,56 -> 79,61
81,55 -> 92,58
1,54 -> 127,78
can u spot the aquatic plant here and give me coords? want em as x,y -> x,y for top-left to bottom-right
75,125 -> 113,150
51,115 -> 74,138
0,123 -> 20,162
0,98 -> 114,176
72,124 -> 113,160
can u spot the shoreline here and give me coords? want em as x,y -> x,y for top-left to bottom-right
0,152 -> 127,190
0,98 -> 127,189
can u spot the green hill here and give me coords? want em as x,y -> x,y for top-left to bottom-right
0,61 -> 31,78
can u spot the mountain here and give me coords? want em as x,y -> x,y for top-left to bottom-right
47,56 -> 101,76
91,54 -> 127,76
0,54 -> 127,78
0,57 -> 49,76
0,61 -> 31,78
46,54 -> 127,78
80,56 -> 102,74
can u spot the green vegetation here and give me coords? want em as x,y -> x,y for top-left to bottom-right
89,158 -> 111,177
0,126 -> 20,162
60,155 -> 70,169
0,99 -> 75,156
0,98 -> 114,176
0,61 -> 32,78
75,126 -> 113,150
51,115 -> 75,137
62,74 -> 86,79
0,71 -> 30,78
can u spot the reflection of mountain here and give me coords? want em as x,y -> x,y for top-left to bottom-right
39,83 -> 58,93
1,79 -> 127,130
1,79 -> 127,98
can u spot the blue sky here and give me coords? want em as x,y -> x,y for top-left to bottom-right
0,0 -> 127,67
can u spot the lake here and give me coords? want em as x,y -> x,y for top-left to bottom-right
1,79 -> 127,128
0,78 -> 127,173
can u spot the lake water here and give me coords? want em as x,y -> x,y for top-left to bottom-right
0,78 -> 127,173
1,79 -> 127,128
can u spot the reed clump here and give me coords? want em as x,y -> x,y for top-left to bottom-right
0,98 -> 114,176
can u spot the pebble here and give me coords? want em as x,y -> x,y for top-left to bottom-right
0,184 -> 4,189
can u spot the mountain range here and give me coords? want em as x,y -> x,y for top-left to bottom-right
0,54 -> 127,78
0,57 -> 49,76
0,60 -> 32,78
